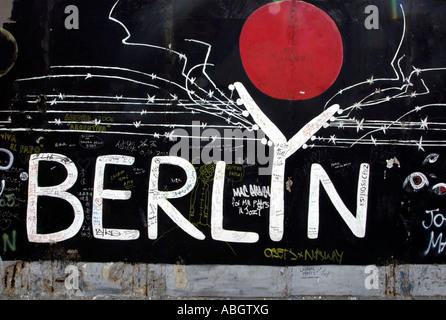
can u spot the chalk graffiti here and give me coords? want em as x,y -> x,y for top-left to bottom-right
264,248 -> 344,265
422,209 -> 446,255
2,230 -> 16,253
0,193 -> 15,208
189,163 -> 215,227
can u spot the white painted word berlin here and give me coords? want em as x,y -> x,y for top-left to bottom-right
26,83 -> 370,243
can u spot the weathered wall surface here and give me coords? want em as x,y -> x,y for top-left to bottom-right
1,261 -> 446,299
1,0 -> 446,300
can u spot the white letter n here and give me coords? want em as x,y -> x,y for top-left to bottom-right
307,163 -> 370,239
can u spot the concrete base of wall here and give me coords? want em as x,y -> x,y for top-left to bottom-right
0,261 -> 445,299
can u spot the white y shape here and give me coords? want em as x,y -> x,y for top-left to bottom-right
233,82 -> 340,241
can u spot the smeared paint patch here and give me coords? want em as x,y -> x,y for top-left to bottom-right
386,157 -> 401,169
0,0 -> 14,27
173,264 -> 188,288
286,177 -> 293,193
102,262 -> 123,285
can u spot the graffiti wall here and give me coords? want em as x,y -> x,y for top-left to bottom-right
0,0 -> 446,266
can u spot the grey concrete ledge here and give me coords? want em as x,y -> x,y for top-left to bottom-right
0,261 -> 445,299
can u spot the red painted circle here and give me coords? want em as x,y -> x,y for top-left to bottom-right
239,1 -> 343,100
